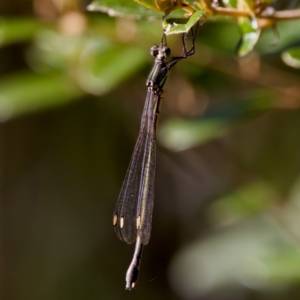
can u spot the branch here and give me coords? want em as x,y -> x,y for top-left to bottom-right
261,8 -> 300,20
199,0 -> 300,23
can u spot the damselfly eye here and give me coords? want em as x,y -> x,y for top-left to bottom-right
150,45 -> 159,57
164,47 -> 171,58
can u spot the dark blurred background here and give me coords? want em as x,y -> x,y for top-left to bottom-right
1,0 -> 300,299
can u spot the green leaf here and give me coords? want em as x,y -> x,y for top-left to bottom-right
281,47 -> 300,69
158,90 -> 274,151
134,0 -> 159,12
170,217 -> 300,296
208,181 -> 278,225
0,18 -> 42,46
222,0 -> 237,8
0,72 -> 82,120
27,29 -> 148,96
78,44 -> 148,95
163,9 -> 205,35
158,118 -> 229,151
0,26 -> 149,120
236,17 -> 261,56
263,249 -> 300,283
135,0 -> 197,16
87,0 -> 200,20
87,0 -> 162,19
0,41 -> 148,120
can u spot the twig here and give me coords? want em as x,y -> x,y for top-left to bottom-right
199,0 -> 300,24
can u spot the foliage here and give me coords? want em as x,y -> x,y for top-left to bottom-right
89,0 -> 300,58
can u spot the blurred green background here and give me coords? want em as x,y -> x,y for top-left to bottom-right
2,0 -> 300,299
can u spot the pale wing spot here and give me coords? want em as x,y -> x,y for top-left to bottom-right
113,214 -> 118,226
120,217 -> 125,229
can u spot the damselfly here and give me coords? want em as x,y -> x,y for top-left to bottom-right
113,26 -> 198,290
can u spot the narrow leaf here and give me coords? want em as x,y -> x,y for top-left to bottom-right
236,17 -> 261,56
282,47 -> 300,69
87,0 -> 162,19
163,9 -> 205,35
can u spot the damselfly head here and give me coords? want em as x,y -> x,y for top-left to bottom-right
150,45 -> 159,57
150,45 -> 171,59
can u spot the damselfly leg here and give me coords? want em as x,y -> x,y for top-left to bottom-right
169,21 -> 199,67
